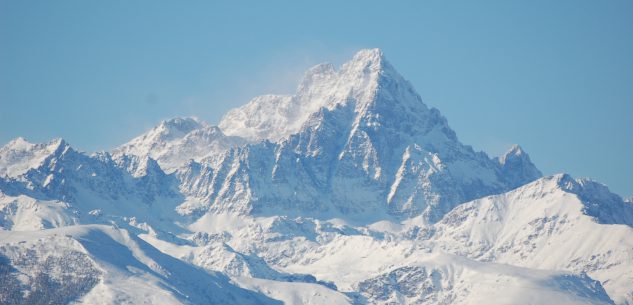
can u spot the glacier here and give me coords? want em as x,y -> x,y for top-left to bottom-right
1,48 -> 631,305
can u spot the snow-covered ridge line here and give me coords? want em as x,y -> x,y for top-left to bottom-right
429,174 -> 633,304
113,117 -> 246,172
0,137 -> 68,178
218,48 -> 392,143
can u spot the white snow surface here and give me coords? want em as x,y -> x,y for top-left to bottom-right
0,49 -> 631,305
0,225 -> 279,305
218,49 -> 390,143
0,137 -> 66,178
114,117 -> 245,171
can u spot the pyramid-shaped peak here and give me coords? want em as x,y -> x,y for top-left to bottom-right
508,144 -> 524,154
297,48 -> 401,94
351,48 -> 384,63
220,48 -> 423,143
499,144 -> 532,164
498,145 -> 542,188
299,49 -> 390,88
48,137 -> 70,150
501,144 -> 524,160
343,48 -> 391,73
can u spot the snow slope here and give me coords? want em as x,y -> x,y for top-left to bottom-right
0,137 -> 67,178
218,49 -> 390,143
0,225 -> 279,305
142,174 -> 625,304
355,252 -> 613,305
0,137 -> 189,237
114,117 -> 245,171
430,174 -> 633,305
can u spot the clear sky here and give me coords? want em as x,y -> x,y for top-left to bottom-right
1,0 -> 631,196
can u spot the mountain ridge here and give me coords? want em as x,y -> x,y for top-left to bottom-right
0,48 -> 630,305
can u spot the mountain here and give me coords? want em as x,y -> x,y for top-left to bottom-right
155,176 -> 623,305
0,137 -> 185,234
428,174 -> 633,305
218,49 -> 388,143
0,48 -> 631,305
114,117 -> 246,171
0,137 -> 67,178
355,253 -> 613,305
0,225 -> 280,305
176,48 -> 541,222
495,144 -> 543,189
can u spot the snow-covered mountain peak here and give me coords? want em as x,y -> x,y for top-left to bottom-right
341,47 -> 389,76
493,173 -> 633,227
552,173 -> 580,190
48,137 -> 71,153
3,137 -> 33,150
503,173 -> 584,198
3,48 -> 632,305
195,49 -> 548,222
114,117 -> 244,172
298,48 -> 390,92
153,117 -> 207,141
496,144 -> 542,189
499,144 -> 524,163
554,175 -> 633,226
164,116 -> 204,127
2,137 -> 66,152
351,47 -> 384,62
115,116 -> 207,154
547,173 -> 609,196
218,48 -> 416,143
297,63 -> 336,91
0,137 -> 71,178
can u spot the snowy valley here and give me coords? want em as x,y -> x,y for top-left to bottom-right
1,49 -> 632,305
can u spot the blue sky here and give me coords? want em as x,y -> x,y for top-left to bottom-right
1,0 -> 632,196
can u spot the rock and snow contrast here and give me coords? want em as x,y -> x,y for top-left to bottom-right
1,49 -> 631,305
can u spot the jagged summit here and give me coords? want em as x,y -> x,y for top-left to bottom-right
180,49 -> 542,222
556,174 -> 633,226
218,48 -> 416,143
499,144 -> 525,163
3,136 -> 32,149
2,137 -> 66,150
114,116 -> 244,171
117,49 -> 439,172
342,48 -> 404,83
344,48 -> 387,74
151,117 -> 207,141
351,47 -> 384,61
8,49 -> 543,223
0,137 -> 70,178
496,144 -> 542,189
